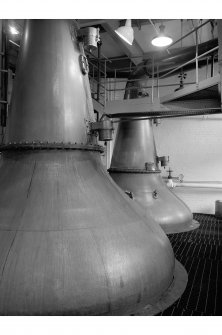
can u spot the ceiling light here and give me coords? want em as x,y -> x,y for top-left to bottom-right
151,24 -> 173,47
115,19 -> 134,45
9,26 -> 19,35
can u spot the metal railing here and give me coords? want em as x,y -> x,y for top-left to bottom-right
88,19 -> 219,106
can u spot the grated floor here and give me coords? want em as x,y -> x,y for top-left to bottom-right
158,213 -> 222,316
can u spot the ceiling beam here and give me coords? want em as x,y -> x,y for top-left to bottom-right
101,20 -> 143,66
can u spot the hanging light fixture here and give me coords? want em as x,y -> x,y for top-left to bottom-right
9,26 -> 19,35
151,23 -> 173,47
115,19 -> 134,45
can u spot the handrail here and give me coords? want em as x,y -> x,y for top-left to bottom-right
104,82 -> 196,92
88,19 -> 218,104
166,19 -> 212,50
159,45 -> 218,79
89,77 -> 106,90
88,60 -> 107,76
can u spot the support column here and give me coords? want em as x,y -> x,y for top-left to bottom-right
217,20 -> 222,108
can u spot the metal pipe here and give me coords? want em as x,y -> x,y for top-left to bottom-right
168,180 -> 222,189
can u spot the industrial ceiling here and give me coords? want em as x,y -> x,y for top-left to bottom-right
6,19 -> 218,75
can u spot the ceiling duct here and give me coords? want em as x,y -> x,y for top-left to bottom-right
0,19 -> 177,315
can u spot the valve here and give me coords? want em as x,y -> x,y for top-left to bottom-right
125,190 -> 134,200
90,115 -> 114,142
175,70 -> 187,92
152,190 -> 158,199
167,167 -> 173,179
157,155 -> 169,168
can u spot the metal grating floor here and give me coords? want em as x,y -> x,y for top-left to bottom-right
158,213 -> 222,316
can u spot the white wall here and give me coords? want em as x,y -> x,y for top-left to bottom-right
153,114 -> 222,214
106,59 -> 222,214
97,59 -> 222,215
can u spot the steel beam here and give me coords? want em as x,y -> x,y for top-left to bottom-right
101,20 -> 143,66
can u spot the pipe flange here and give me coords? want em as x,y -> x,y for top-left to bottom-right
0,142 -> 104,153
108,167 -> 161,174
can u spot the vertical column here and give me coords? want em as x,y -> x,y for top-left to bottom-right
0,19 -> 2,143
0,19 -> 8,143
218,20 -> 222,110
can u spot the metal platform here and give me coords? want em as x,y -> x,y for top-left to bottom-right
158,213 -> 222,316
160,74 -> 220,104
102,75 -> 221,119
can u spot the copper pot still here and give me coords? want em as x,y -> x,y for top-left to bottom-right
0,20 -> 175,315
109,75 -> 199,234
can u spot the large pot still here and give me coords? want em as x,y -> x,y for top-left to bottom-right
109,78 -> 199,234
0,20 -> 175,315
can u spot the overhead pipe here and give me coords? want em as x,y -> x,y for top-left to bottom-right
0,19 -> 177,316
167,180 -> 222,189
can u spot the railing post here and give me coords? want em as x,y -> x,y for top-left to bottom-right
212,54 -> 215,77
97,41 -> 102,102
152,56 -> 154,103
195,29 -> 199,86
114,69 -> 116,101
157,64 -> 159,99
206,56 -> 209,79
104,59 -> 107,106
